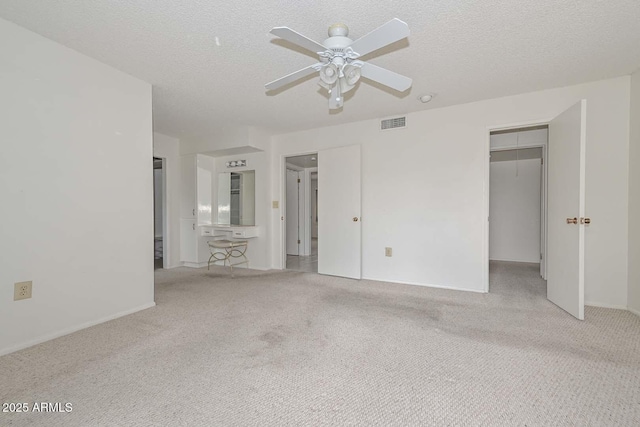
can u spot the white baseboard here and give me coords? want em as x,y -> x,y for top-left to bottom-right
162,263 -> 183,269
183,262 -> 208,268
489,258 -> 541,264
182,262 -> 270,271
361,276 -> 486,294
0,301 -> 156,357
585,301 -> 628,310
626,306 -> 640,317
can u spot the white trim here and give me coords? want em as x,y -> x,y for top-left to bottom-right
246,266 -> 271,271
483,130 -> 491,292
161,157 -> 168,269
362,276 -> 486,294
303,168 -> 312,256
153,155 -> 170,269
489,257 -> 542,263
200,262 -> 271,271
628,307 -> 640,317
183,261 -> 208,268
0,302 -> 156,356
584,301 -> 628,311
163,262 -> 183,269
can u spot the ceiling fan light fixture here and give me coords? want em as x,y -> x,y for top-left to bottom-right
343,64 -> 362,86
339,77 -> 356,93
320,63 -> 339,85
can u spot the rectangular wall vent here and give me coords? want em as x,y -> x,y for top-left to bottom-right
380,116 -> 406,130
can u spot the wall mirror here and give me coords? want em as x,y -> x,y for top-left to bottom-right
217,170 -> 255,226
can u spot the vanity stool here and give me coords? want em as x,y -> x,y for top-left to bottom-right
207,239 -> 249,276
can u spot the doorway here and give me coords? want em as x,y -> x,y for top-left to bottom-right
488,126 -> 548,294
486,102 -> 587,319
153,157 -> 165,270
285,154 -> 318,273
281,145 -> 362,279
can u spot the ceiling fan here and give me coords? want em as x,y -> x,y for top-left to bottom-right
265,18 -> 412,110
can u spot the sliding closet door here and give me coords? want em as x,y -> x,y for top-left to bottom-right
318,145 -> 361,279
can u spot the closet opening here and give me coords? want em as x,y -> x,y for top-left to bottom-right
488,126 -> 548,295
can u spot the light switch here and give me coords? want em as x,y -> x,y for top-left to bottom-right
272,201 -> 279,209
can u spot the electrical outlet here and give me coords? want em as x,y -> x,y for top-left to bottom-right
272,201 -> 279,209
14,281 -> 32,301
385,247 -> 393,257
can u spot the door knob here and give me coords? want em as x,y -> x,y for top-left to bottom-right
353,217 -> 359,222
580,217 -> 591,225
566,217 -> 578,224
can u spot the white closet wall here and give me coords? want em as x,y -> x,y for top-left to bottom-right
490,157 -> 542,263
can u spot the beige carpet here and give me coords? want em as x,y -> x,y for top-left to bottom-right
1,262 -> 639,426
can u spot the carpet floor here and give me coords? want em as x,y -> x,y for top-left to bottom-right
1,262 -> 639,426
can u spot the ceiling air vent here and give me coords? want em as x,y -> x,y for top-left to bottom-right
380,116 -> 406,131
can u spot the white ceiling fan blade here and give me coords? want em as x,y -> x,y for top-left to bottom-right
270,27 -> 327,54
265,63 -> 322,91
359,62 -> 412,92
328,83 -> 343,110
349,18 -> 409,57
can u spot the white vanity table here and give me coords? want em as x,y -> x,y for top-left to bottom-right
200,225 -> 260,239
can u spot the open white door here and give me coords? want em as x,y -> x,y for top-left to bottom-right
286,169 -> 300,256
547,100 -> 587,320
318,145 -> 361,279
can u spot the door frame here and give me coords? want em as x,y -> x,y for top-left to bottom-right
484,118 -> 553,292
302,167 -> 318,255
285,167 -> 306,256
153,156 -> 168,269
280,151 -> 318,269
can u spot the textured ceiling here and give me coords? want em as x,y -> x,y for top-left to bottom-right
287,154 -> 319,169
1,0 -> 639,142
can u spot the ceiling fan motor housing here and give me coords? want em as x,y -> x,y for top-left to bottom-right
328,23 -> 349,37
323,36 -> 353,50
320,29 -> 362,95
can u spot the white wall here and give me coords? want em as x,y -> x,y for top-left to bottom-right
153,132 -> 182,268
270,76 -> 630,307
629,70 -> 640,315
180,126 -> 272,156
0,18 -> 154,355
490,158 -> 541,263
